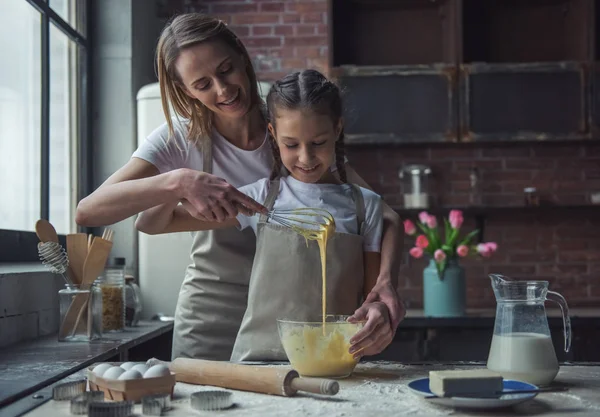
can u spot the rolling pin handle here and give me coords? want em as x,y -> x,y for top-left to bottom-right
290,377 -> 339,396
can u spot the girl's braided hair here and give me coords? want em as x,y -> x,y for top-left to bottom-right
266,69 -> 346,182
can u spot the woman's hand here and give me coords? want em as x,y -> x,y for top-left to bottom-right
364,280 -> 406,338
177,169 -> 267,222
347,301 -> 394,359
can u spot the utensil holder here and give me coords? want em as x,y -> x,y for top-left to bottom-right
59,284 -> 102,341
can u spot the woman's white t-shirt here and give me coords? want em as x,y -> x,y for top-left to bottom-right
132,118 -> 272,188
237,176 -> 383,253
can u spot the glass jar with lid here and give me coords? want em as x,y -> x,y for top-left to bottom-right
124,274 -> 143,326
97,257 -> 126,332
58,283 -> 102,341
399,164 -> 432,209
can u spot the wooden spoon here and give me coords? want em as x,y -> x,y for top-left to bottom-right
66,233 -> 88,285
35,219 -> 58,243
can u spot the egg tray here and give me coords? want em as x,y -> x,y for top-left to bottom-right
87,362 -> 176,403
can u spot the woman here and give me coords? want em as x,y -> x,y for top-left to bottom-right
76,13 -> 404,361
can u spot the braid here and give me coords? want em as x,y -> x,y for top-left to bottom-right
269,132 -> 283,180
335,128 -> 347,183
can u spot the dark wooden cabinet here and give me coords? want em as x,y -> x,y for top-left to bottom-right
339,66 -> 458,144
594,65 -> 600,135
332,0 -> 459,143
330,0 -> 598,143
460,63 -> 589,141
462,0 -> 592,64
331,0 -> 459,67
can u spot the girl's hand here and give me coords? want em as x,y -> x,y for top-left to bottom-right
347,301 -> 393,359
177,169 -> 267,222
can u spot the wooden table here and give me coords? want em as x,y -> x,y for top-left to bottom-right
20,362 -> 600,417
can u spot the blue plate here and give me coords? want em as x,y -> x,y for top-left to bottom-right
407,378 -> 539,409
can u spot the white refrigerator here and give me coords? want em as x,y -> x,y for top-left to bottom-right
136,82 -> 193,319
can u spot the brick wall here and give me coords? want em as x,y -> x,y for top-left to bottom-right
161,0 -> 329,80
161,1 -> 600,308
347,143 -> 600,309
0,271 -> 62,348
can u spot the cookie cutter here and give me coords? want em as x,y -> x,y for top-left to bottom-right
52,379 -> 87,401
190,390 -> 233,411
70,391 -> 105,415
141,393 -> 171,416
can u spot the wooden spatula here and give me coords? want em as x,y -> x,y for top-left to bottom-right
66,233 -> 88,285
59,236 -> 113,339
81,236 -> 113,289
35,219 -> 58,243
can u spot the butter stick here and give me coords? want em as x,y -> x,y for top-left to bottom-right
429,369 -> 503,398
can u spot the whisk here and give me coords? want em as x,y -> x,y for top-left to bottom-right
38,241 -> 73,286
266,208 -> 335,235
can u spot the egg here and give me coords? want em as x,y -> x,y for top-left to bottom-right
143,364 -> 171,379
130,364 -> 149,375
120,361 -> 140,371
102,366 -> 126,380
92,363 -> 113,377
146,358 -> 161,367
117,369 -> 143,380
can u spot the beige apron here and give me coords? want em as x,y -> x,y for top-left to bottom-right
172,143 -> 255,360
230,178 -> 366,362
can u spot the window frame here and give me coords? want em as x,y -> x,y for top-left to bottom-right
0,0 -> 92,263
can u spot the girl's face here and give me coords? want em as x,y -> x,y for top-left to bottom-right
269,108 -> 341,184
175,39 -> 251,120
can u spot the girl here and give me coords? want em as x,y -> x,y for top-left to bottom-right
76,13 -> 402,361
136,70 -> 393,360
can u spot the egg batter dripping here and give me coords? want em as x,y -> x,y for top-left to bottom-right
268,208 -> 335,331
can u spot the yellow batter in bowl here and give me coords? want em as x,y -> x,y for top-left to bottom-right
277,316 -> 364,378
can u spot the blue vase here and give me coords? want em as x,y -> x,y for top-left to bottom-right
423,258 -> 466,317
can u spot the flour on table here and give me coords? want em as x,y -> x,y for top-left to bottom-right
172,362 -> 453,417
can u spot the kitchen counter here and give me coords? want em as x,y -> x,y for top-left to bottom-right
400,308 -> 600,327
0,321 -> 173,411
381,308 -> 600,363
20,362 -> 600,417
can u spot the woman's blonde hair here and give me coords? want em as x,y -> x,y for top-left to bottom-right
156,13 -> 261,145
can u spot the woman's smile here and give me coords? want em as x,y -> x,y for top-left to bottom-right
218,88 -> 243,111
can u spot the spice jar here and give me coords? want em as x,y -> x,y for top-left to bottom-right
58,283 -> 102,341
97,257 -> 126,332
124,275 -> 142,327
524,187 -> 539,206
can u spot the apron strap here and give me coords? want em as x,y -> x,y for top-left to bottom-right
202,138 -> 213,174
350,184 -> 366,236
258,178 -> 281,223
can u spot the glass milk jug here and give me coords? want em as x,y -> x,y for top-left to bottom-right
486,274 -> 571,386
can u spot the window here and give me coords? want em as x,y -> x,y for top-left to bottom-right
0,0 -> 90,262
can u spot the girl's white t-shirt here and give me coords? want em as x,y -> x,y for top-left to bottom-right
236,176 -> 383,253
132,118 -> 273,188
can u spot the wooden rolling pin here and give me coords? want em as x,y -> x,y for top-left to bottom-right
148,357 -> 339,397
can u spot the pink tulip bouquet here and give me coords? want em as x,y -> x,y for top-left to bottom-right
404,210 -> 498,276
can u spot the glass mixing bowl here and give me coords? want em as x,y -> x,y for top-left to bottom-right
277,315 -> 365,378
